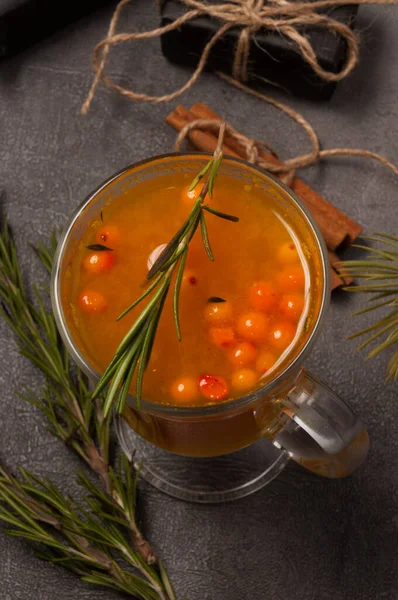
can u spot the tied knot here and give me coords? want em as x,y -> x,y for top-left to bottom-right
239,0 -> 266,27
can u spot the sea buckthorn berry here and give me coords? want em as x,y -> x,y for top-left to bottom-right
209,327 -> 236,349
181,184 -> 201,205
204,301 -> 233,325
228,342 -> 257,367
279,294 -> 305,321
95,225 -> 120,247
236,311 -> 269,343
268,321 -> 296,351
83,251 -> 115,274
277,242 -> 300,264
198,375 -> 229,401
170,377 -> 199,404
275,266 -> 305,292
231,369 -> 258,393
249,281 -> 278,312
181,183 -> 217,205
78,290 -> 108,312
256,350 -> 277,375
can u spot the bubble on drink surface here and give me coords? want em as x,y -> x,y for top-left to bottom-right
147,244 -> 167,271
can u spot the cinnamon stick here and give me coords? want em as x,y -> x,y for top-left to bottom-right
189,103 -> 362,251
328,251 -> 354,289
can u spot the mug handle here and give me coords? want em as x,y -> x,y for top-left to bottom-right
272,370 -> 369,478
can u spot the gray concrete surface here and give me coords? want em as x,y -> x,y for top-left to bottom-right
0,2 -> 397,599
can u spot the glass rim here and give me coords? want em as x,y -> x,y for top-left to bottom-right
51,152 -> 331,417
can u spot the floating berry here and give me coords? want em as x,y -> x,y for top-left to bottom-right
275,266 -> 305,291
78,290 -> 108,312
83,251 -> 115,274
209,327 -> 236,349
249,281 -> 278,312
95,225 -> 121,247
277,242 -> 300,264
268,321 -> 296,351
170,377 -> 199,404
198,374 -> 229,401
228,342 -> 257,367
181,183 -> 216,205
236,311 -> 269,343
231,369 -> 258,393
204,301 -> 233,325
256,350 -> 277,375
279,293 -> 305,321
180,184 -> 201,205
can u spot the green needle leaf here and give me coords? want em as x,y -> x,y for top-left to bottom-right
117,272 -> 163,321
173,248 -> 188,341
86,244 -> 114,252
188,158 -> 214,192
200,212 -> 214,261
202,205 -> 239,222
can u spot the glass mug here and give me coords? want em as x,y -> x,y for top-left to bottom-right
51,154 -> 369,503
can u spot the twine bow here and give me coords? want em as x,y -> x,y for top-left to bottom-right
82,0 -> 397,114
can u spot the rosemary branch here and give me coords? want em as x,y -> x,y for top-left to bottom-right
341,232 -> 398,380
0,461 -> 173,600
92,122 -> 239,416
0,223 -> 175,599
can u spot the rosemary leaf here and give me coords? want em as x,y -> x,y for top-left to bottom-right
202,204 -> 239,222
103,332 -> 145,418
200,212 -> 214,261
115,279 -> 171,359
355,318 -> 398,351
188,158 -> 214,192
117,351 -> 140,414
373,232 -> 398,244
208,154 -> 223,199
86,244 -> 114,252
366,327 -> 398,357
173,248 -> 188,341
117,272 -> 163,321
360,235 -> 398,250
341,260 -> 398,271
159,560 -> 177,600
135,301 -> 166,409
352,298 -> 396,316
351,244 -> 398,261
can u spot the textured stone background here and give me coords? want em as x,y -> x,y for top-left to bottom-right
0,2 -> 397,599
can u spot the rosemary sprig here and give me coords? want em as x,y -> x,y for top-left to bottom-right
341,232 -> 398,380
0,461 -> 174,600
0,223 -> 175,599
93,123 -> 239,415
